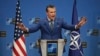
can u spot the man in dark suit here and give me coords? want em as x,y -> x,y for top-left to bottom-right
18,4 -> 86,40
18,4 -> 86,56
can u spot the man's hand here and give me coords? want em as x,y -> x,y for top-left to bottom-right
76,16 -> 87,29
17,23 -> 27,32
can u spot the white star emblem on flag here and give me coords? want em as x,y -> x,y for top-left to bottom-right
70,31 -> 81,50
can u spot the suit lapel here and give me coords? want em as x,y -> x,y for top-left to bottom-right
44,18 -> 59,33
53,18 -> 58,32
44,18 -> 51,32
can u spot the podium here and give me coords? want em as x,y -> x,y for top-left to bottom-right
38,39 -> 66,56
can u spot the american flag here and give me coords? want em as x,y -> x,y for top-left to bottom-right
12,0 -> 27,56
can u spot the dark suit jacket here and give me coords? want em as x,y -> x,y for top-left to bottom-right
29,17 -> 76,40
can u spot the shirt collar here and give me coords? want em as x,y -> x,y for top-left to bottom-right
47,17 -> 55,22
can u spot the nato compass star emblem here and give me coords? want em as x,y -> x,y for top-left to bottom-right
70,31 -> 81,50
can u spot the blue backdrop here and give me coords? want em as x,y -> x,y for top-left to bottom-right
0,0 -> 100,56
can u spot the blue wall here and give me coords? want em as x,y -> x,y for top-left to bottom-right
0,0 -> 100,56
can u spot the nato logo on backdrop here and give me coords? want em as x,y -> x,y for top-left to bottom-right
0,31 -> 6,37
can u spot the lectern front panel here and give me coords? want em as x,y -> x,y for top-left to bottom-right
47,41 -> 58,56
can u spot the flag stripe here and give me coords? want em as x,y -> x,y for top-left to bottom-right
18,36 -> 27,54
13,41 -> 23,56
21,35 -> 25,43
19,35 -> 26,51
13,36 -> 27,56
16,37 -> 27,56
13,46 -> 20,56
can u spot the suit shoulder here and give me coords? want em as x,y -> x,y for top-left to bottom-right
56,18 -> 64,21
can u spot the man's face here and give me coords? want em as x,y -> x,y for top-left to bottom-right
46,7 -> 56,20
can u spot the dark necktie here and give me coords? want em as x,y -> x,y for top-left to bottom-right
50,20 -> 54,30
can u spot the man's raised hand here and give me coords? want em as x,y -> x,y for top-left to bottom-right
17,23 -> 27,32
76,16 -> 87,29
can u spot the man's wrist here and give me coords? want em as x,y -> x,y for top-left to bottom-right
23,28 -> 29,34
26,28 -> 29,32
75,24 -> 81,29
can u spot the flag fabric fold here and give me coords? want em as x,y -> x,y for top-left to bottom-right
68,0 -> 83,56
12,0 -> 27,56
